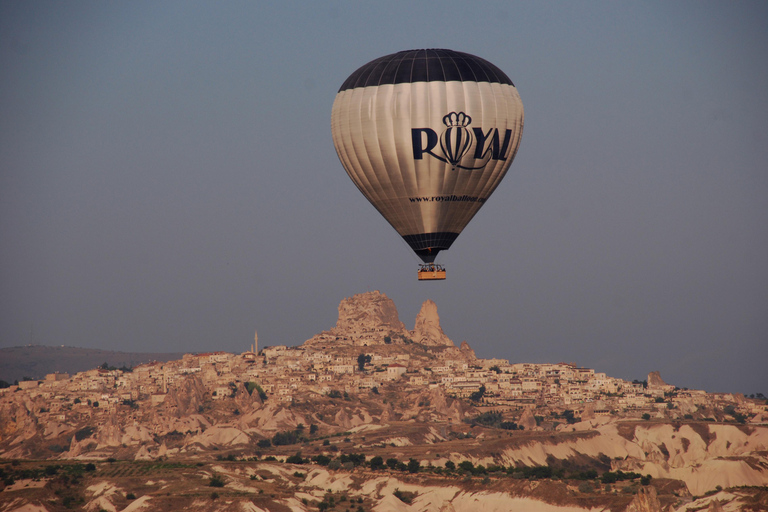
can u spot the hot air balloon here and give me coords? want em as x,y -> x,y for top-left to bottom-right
331,49 -> 524,280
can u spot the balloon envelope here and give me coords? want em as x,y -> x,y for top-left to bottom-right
331,49 -> 524,263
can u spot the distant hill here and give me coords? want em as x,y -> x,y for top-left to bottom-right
0,345 -> 187,384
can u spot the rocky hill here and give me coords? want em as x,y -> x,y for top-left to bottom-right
305,291 -> 455,349
1,291 -> 767,512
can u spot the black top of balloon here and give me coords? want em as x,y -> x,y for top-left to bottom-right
338,49 -> 514,92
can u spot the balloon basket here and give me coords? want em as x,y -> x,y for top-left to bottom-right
418,263 -> 446,281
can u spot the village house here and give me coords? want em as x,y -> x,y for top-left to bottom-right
386,364 -> 407,380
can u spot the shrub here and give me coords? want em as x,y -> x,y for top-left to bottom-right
209,475 -> 226,487
272,430 -> 302,446
312,454 -> 331,466
469,411 -> 502,427
520,466 -> 553,480
244,382 -> 267,401
339,453 -> 366,466
285,452 -> 305,464
600,470 -> 643,484
569,469 -> 598,480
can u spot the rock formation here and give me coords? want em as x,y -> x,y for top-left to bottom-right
626,486 -> 662,512
335,291 -> 406,334
411,299 -> 454,347
459,340 -> 476,359
518,407 -> 537,431
305,291 -> 459,348
707,498 -> 724,512
647,371 -> 669,388
164,375 -> 207,417
305,291 -> 409,346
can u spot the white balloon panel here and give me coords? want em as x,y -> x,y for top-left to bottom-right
331,79 -> 523,253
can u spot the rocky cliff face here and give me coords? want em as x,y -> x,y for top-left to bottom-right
164,375 -> 208,417
410,299 -> 454,347
647,371 -> 669,388
306,291 -> 456,347
334,291 -> 406,335
625,486 -> 662,512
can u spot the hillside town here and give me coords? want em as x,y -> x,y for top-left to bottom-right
1,292 -> 763,434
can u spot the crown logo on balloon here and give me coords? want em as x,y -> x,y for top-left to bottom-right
442,111 -> 472,128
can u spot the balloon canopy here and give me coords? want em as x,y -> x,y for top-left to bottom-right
331,49 -> 524,264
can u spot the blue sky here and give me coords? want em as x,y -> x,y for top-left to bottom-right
1,1 -> 767,394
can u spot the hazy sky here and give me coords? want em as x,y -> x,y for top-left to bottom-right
2,1 -> 766,394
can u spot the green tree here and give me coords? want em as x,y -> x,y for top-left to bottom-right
469,385 -> 486,402
312,455 -> 331,466
458,461 -> 475,472
286,452 -> 305,464
272,430 -> 301,446
369,456 -> 384,470
561,409 -> 578,424
357,353 -> 372,371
